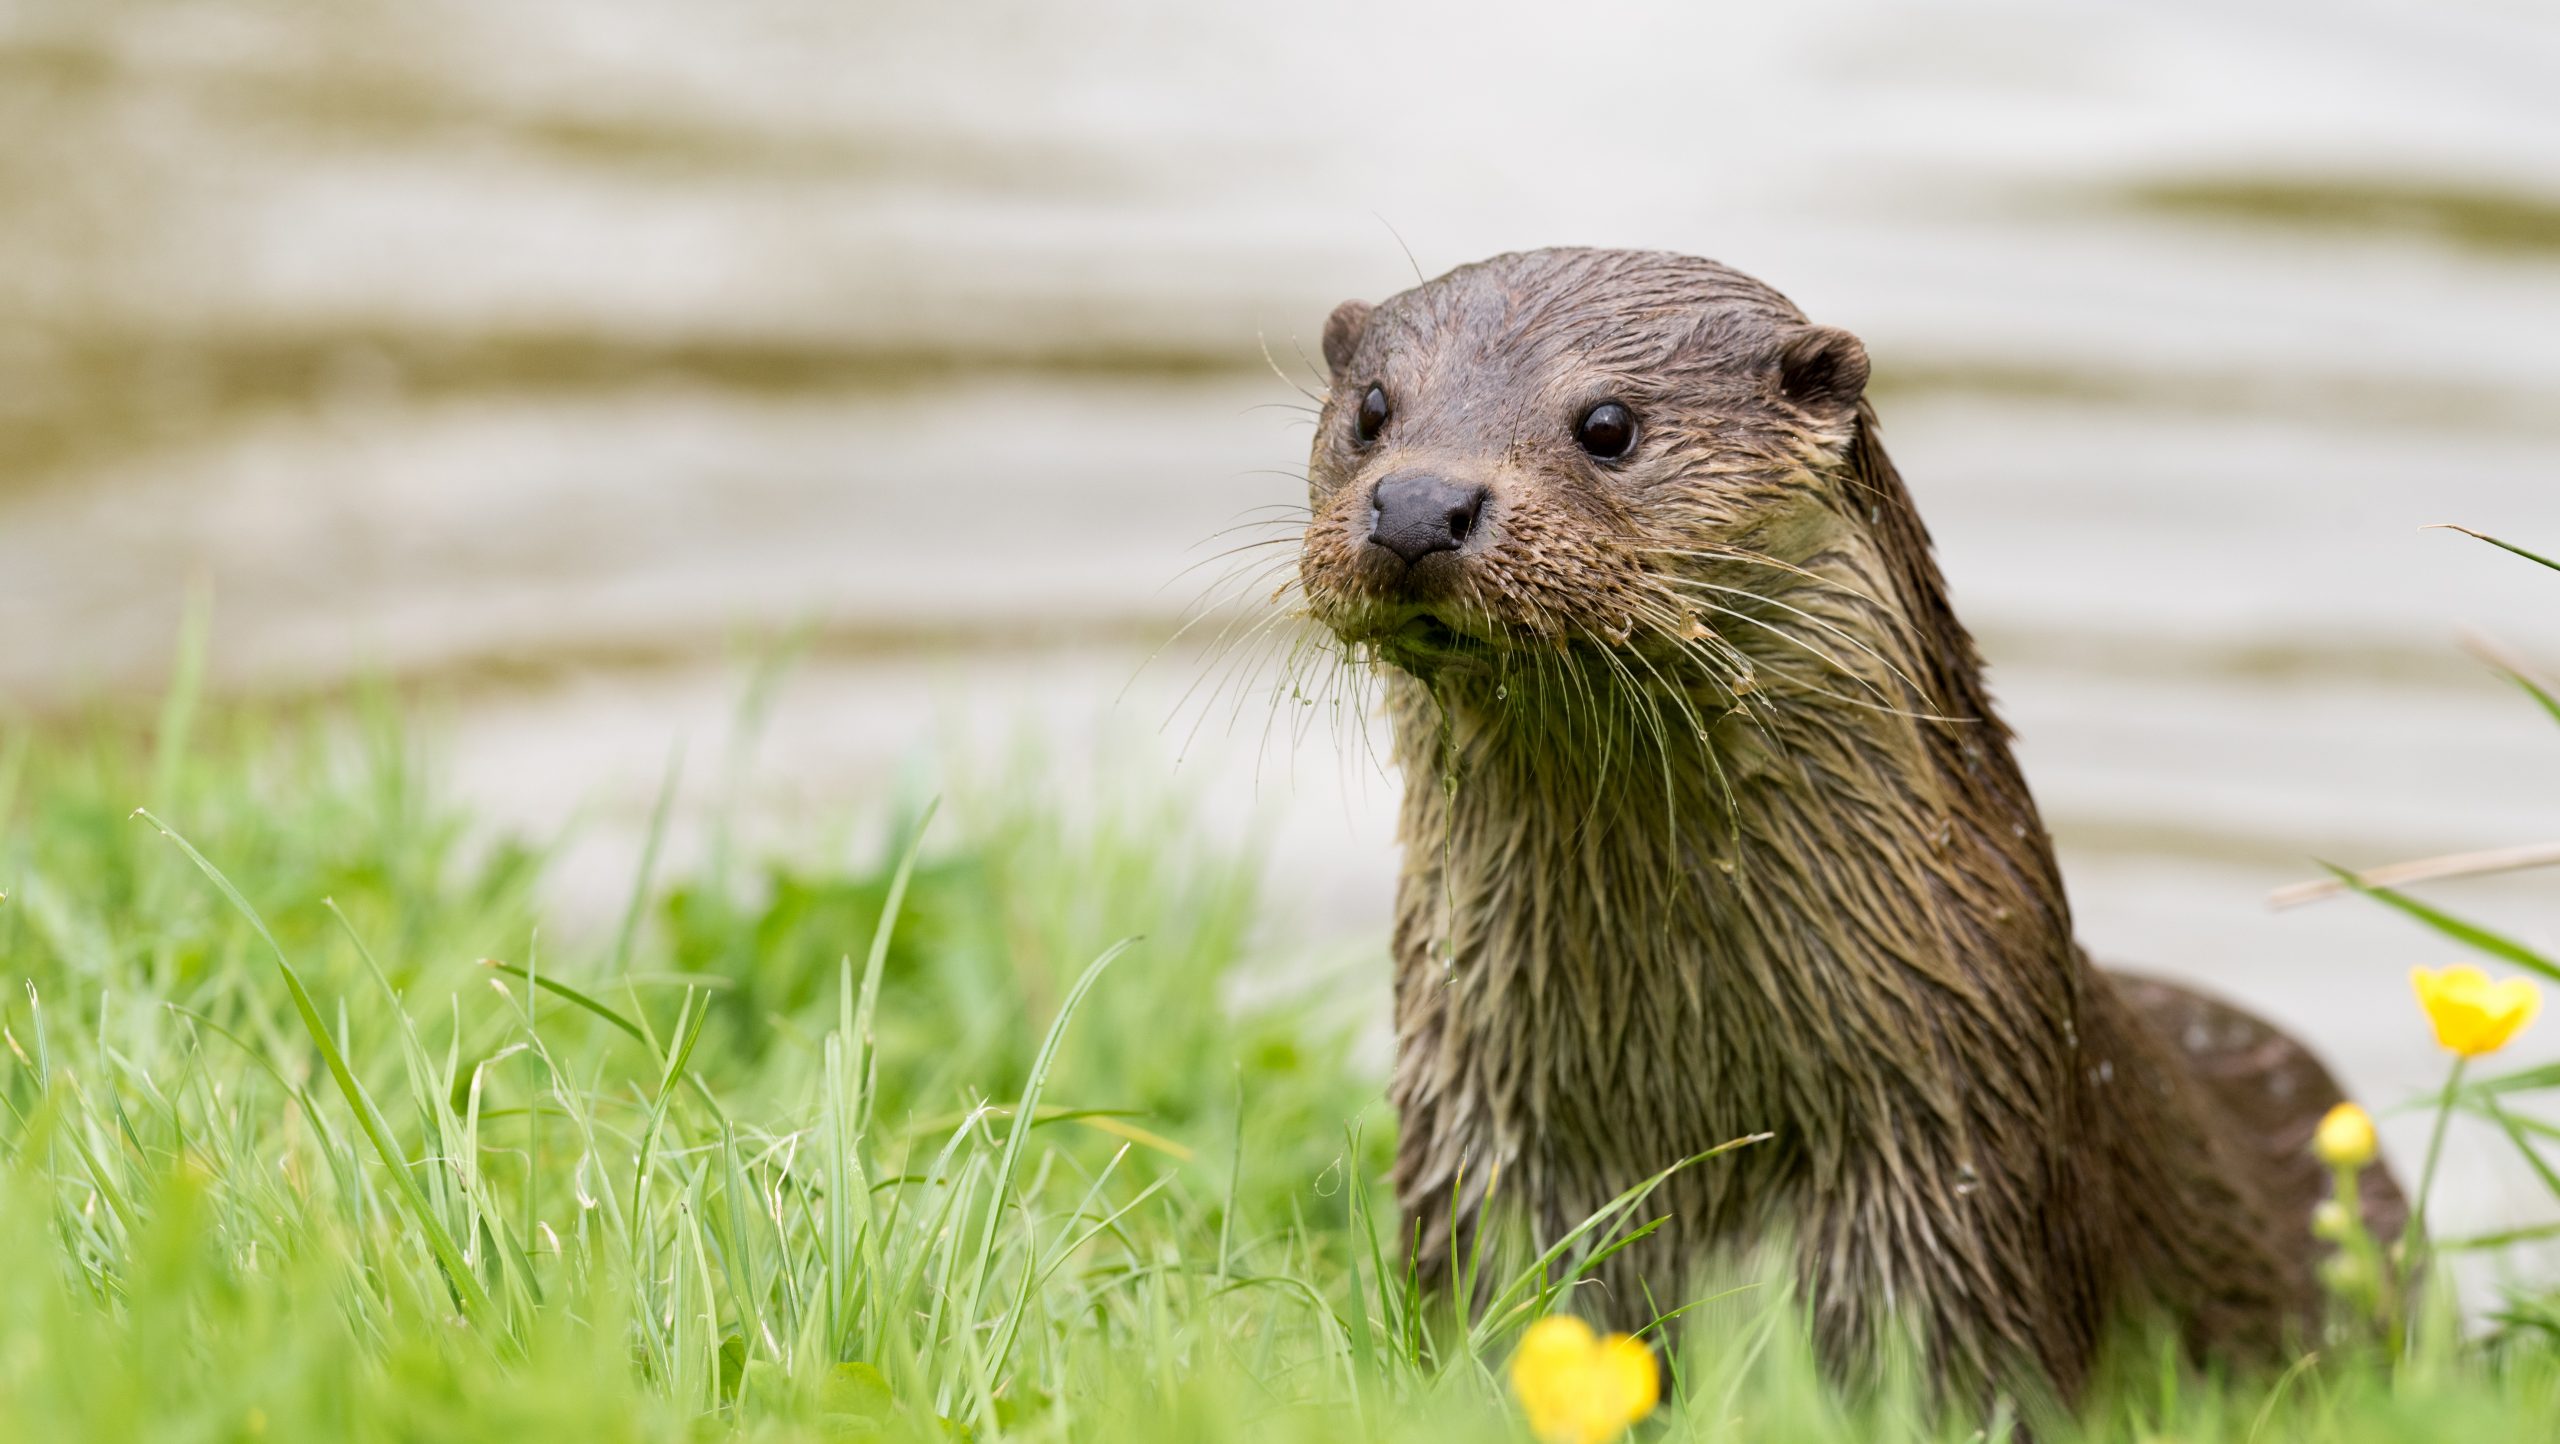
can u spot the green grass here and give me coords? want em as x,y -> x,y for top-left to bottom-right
2,648 -> 2558,1441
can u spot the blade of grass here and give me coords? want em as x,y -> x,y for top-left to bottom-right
135,809 -> 499,1327
2319,863 -> 2560,985
632,989 -> 712,1205
2490,664 -> 2560,729
1338,1138 -> 1380,1390
51,1080 -> 143,1242
715,1122 -> 778,1360
1216,1074 -> 1243,1284
2462,1060 -> 2560,1098
322,895 -> 544,1313
2483,1091 -> 2560,1203
2440,1219 -> 2560,1251
899,1104 -> 1192,1162
460,1045 -> 546,1315
2431,524 -> 2560,574
610,746 -> 684,976
815,799 -> 938,1359
988,1160 -> 1172,1382
961,937 -> 1133,1325
853,798 -> 939,1137
1468,1132 -> 1770,1350
478,960 -> 727,1122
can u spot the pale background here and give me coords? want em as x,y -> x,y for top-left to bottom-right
3,0 -> 2557,1290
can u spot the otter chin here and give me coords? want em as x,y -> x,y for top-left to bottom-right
1291,248 -> 2403,1405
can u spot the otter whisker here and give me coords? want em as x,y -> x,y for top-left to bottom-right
1285,335 -> 1335,393
1209,493 -> 1318,521
1669,593 -> 1925,716
1610,632 -> 1726,867
1628,581 -> 1914,732
1618,585 -> 1766,708
1159,564 -> 1321,730
1131,526 -> 1320,717
1639,543 -> 1890,608
1224,612 -> 1353,780
1146,550 -> 1299,677
1297,632 -> 1388,788
1256,329 -> 1325,405
1159,533 -> 1309,599
1251,628 -> 1328,778
1208,591 -> 1325,713
1664,575 -> 1954,714
1647,619 -> 1784,748
1672,599 -> 1971,725
1172,613 -> 1300,754
1658,576 -> 1935,711
1582,636 -> 1680,811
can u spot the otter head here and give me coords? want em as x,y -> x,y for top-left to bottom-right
1297,248 -> 1880,702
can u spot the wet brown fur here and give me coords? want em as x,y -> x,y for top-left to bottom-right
1291,248 -> 2405,1403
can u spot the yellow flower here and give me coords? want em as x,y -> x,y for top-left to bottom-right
1508,1315 -> 1659,1444
2312,1101 -> 2377,1170
2411,965 -> 2543,1058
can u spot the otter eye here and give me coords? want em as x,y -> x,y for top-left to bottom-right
1354,383 -> 1391,445
1576,400 -> 1637,459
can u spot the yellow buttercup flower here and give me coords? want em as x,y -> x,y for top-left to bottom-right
2312,1101 -> 2377,1170
1508,1315 -> 1659,1444
2411,965 -> 2542,1058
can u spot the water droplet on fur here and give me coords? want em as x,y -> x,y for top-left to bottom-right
1953,1163 -> 1980,1197
2093,1060 -> 2114,1085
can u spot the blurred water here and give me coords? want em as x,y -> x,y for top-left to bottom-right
3,0 -> 2559,1270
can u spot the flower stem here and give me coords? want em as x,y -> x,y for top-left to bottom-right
2408,1055 -> 2467,1247
2396,1054 -> 2468,1357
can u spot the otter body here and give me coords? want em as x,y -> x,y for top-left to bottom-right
1292,249 -> 2401,1400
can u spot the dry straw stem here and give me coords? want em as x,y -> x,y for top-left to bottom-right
2271,841 -> 2560,910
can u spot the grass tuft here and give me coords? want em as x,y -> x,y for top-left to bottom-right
0,669 -> 2554,1440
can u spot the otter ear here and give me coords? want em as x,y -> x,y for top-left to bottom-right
1322,299 -> 1373,379
1773,325 -> 1870,419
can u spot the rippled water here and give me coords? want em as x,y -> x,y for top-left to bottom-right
3,0 -> 2558,1264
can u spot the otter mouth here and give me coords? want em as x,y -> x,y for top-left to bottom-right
1387,613 -> 1470,653
1356,608 -> 1499,675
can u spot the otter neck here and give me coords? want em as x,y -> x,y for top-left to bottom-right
1380,494 -> 2081,1220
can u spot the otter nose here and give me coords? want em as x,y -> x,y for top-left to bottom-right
1367,473 -> 1488,565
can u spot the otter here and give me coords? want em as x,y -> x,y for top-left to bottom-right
1290,248 -> 2404,1402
